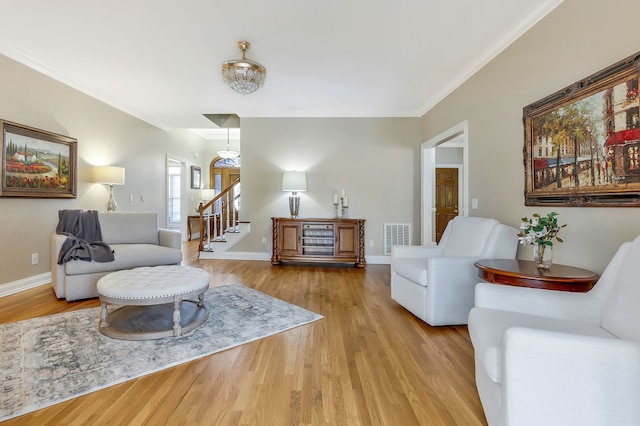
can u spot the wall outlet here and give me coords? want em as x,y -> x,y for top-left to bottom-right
261,237 -> 267,245
129,194 -> 134,203
472,198 -> 479,209
141,195 -> 147,202
31,253 -> 38,265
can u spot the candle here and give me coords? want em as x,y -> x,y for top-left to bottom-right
333,193 -> 338,204
343,196 -> 348,207
341,188 -> 346,198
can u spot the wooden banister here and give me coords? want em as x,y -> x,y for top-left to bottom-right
198,177 -> 240,251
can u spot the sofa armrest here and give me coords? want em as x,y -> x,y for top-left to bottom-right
158,228 -> 181,249
50,233 -> 67,298
391,244 -> 442,260
502,327 -> 640,426
474,282 -> 603,325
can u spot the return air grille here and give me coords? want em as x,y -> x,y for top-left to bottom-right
384,223 -> 411,255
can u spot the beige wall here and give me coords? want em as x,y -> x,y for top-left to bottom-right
232,117 -> 421,255
4,0 -> 634,288
422,0 -> 640,272
0,51 -> 421,289
0,55 -> 207,286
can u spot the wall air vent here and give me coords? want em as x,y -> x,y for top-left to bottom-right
384,223 -> 411,255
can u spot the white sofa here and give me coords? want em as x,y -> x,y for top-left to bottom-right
391,216 -> 519,326
51,212 -> 182,301
468,236 -> 640,426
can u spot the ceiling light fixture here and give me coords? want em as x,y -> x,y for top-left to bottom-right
217,129 -> 239,159
221,41 -> 266,95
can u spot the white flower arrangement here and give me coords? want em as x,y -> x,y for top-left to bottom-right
518,212 -> 565,247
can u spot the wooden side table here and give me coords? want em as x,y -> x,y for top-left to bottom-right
474,259 -> 599,292
187,215 -> 200,241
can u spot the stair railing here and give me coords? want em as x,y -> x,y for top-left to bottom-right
198,177 -> 241,252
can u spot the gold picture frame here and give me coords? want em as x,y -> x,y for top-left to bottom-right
523,51 -> 640,206
1,120 -> 77,198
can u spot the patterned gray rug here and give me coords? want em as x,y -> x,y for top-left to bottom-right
0,283 -> 322,421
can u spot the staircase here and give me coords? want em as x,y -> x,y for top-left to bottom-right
196,177 -> 249,254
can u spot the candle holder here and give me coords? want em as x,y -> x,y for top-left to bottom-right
340,194 -> 349,218
333,200 -> 340,218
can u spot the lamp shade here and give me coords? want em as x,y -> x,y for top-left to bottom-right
93,166 -> 125,185
282,171 -> 307,192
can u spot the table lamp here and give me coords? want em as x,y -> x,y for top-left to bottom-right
281,171 -> 307,218
93,166 -> 125,212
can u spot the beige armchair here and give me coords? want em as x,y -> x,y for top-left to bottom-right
391,216 -> 518,326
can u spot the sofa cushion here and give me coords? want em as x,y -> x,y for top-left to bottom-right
98,212 -> 159,245
442,217 -> 497,257
468,307 -> 615,384
64,244 -> 182,275
602,236 -> 640,342
392,258 -> 429,287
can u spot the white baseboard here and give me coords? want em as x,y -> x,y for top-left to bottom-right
198,251 -> 271,261
198,251 -> 391,265
365,255 -> 391,265
0,272 -> 51,298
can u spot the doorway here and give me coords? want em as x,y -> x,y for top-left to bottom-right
209,156 -> 241,226
421,121 -> 469,245
166,155 -> 188,238
167,159 -> 181,230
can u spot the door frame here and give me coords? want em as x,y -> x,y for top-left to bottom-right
421,121 -> 469,245
166,154 -> 189,239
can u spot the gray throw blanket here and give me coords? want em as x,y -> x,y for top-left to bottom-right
56,210 -> 114,264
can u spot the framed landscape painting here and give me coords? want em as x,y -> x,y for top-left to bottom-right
1,120 -> 77,198
523,51 -> 640,206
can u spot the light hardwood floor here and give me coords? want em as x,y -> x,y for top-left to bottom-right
0,241 -> 486,425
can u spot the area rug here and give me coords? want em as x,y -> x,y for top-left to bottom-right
0,283 -> 322,421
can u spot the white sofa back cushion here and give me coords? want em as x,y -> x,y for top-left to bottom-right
602,235 -> 640,342
99,212 -> 160,245
441,217 -> 498,257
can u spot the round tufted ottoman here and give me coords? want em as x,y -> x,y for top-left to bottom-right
97,265 -> 210,340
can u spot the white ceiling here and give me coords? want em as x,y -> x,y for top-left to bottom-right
0,0 -> 563,138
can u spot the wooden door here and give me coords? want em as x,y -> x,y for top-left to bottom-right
211,167 -> 239,191
435,167 -> 459,243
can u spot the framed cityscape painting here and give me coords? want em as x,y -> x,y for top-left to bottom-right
1,120 -> 77,198
523,51 -> 640,206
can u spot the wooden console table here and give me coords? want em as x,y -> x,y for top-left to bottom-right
271,217 -> 366,268
474,259 -> 599,292
187,215 -> 200,241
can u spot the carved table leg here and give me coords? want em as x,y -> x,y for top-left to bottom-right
100,301 -> 109,328
172,296 -> 182,337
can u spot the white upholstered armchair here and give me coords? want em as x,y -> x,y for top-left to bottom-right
390,216 -> 518,326
468,236 -> 640,426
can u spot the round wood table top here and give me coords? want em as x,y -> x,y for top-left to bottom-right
474,259 -> 599,292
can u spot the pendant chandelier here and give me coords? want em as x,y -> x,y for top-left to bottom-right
217,129 -> 239,159
221,41 -> 266,95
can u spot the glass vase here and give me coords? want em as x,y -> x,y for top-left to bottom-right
533,242 -> 553,269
